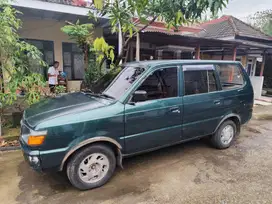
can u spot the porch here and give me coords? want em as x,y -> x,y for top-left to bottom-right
104,29 -> 272,99
11,0 -> 272,97
12,0 -> 107,91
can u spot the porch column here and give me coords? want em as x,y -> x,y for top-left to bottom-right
260,51 -> 266,76
136,32 -> 140,61
176,51 -> 182,59
118,23 -> 123,64
129,42 -> 133,61
232,46 -> 237,61
221,49 -> 225,60
244,54 -> 248,68
195,45 -> 200,59
157,50 -> 163,60
229,46 -> 237,82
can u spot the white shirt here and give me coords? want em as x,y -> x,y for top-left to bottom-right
48,66 -> 59,85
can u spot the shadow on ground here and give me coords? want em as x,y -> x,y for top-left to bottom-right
16,138 -> 212,203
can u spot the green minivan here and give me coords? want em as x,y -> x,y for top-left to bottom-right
20,60 -> 254,190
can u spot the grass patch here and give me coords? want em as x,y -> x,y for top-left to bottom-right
2,127 -> 20,141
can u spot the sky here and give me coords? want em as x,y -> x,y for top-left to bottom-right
220,0 -> 272,21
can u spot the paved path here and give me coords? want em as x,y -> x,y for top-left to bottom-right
1,107 -> 272,204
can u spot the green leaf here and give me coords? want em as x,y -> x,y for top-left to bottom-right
93,0 -> 103,10
176,11 -> 183,25
109,49 -> 115,61
139,17 -> 149,25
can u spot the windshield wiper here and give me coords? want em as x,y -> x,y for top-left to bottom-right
82,91 -> 115,100
99,93 -> 115,100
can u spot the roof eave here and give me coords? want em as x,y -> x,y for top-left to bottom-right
235,34 -> 272,43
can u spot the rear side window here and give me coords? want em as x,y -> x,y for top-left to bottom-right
216,64 -> 244,90
184,70 -> 218,96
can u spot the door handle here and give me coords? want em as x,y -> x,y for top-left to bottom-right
214,100 -> 221,105
170,107 -> 180,113
172,109 -> 181,113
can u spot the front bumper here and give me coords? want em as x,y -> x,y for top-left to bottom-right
19,119 -> 68,172
19,138 -> 42,172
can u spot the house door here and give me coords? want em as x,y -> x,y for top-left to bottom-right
246,58 -> 256,76
62,43 -> 84,80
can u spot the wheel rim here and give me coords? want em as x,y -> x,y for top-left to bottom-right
78,153 -> 110,184
220,125 -> 234,145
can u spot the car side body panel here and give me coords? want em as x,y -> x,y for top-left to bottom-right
35,102 -> 125,171
19,60 -> 254,172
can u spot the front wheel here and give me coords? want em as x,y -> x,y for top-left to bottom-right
211,120 -> 237,149
66,144 -> 116,190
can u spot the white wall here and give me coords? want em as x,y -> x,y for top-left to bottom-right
19,18 -> 73,70
250,76 -> 264,99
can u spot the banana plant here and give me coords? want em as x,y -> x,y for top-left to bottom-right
73,0 -> 229,65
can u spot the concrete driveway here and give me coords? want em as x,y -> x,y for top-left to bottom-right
1,108 -> 272,204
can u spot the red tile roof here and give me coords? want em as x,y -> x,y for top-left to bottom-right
197,15 -> 272,40
132,18 -> 203,35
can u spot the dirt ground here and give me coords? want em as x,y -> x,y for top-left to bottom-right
1,106 -> 272,204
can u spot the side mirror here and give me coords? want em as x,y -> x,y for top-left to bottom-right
132,90 -> 147,102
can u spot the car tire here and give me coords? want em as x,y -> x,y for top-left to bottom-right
66,144 -> 116,190
211,120 -> 237,149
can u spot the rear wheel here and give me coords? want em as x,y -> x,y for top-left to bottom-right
67,144 -> 116,190
211,120 -> 237,149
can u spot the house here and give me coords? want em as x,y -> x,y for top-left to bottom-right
11,1 -> 272,97
197,15 -> 272,75
11,0 -> 107,91
195,15 -> 272,98
11,0 -> 206,90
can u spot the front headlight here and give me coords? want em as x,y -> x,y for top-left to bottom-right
22,130 -> 47,146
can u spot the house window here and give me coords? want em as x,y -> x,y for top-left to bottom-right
24,39 -> 54,78
62,43 -> 84,80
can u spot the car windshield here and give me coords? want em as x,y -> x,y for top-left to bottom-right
103,66 -> 146,100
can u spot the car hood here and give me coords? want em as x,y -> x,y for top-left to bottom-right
24,92 -> 112,128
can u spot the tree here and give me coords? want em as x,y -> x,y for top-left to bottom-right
61,20 -> 115,88
61,20 -> 115,69
74,0 -> 229,65
61,20 -> 94,71
250,9 -> 272,36
0,0 -> 46,135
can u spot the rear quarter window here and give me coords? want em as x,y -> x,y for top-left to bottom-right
215,64 -> 244,90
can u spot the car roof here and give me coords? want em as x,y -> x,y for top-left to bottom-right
123,60 -> 241,68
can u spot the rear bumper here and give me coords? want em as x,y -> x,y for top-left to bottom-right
241,108 -> 253,125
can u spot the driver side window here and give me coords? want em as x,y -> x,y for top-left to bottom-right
132,67 -> 178,102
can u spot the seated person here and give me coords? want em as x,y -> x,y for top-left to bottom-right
58,71 -> 68,88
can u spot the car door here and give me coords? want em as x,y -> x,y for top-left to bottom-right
124,66 -> 183,154
182,64 -> 225,140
